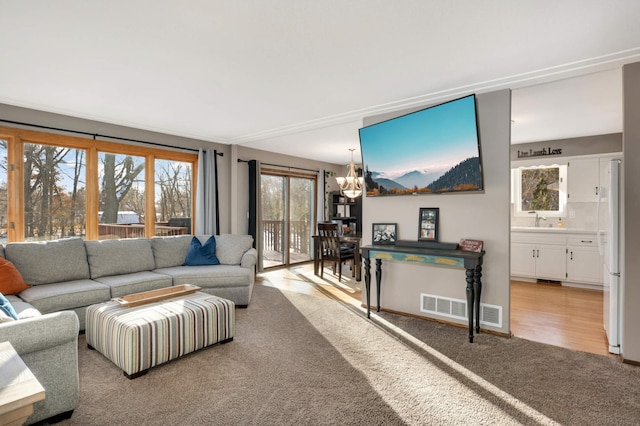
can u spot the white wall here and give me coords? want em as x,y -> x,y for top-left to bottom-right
361,90 -> 512,334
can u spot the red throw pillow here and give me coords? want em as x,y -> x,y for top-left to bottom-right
0,257 -> 30,295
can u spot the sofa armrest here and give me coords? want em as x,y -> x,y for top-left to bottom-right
0,311 -> 79,355
0,311 -> 80,424
241,248 -> 258,269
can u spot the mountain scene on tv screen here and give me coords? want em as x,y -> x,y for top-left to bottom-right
364,157 -> 482,196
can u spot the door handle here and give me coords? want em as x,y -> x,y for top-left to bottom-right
570,251 -> 573,260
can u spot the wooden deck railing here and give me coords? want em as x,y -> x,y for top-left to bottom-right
262,220 -> 310,255
98,224 -> 189,239
99,221 -> 308,255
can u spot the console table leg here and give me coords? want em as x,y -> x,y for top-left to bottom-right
474,265 -> 482,334
465,268 -> 475,343
375,259 -> 382,312
364,258 -> 371,318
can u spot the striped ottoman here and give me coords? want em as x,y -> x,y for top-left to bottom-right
86,292 -> 235,379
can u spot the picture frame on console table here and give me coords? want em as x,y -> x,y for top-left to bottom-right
372,223 -> 397,245
418,208 -> 439,242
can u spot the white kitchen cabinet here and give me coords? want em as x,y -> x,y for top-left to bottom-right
566,235 -> 603,285
567,158 -> 599,202
511,230 -> 603,286
511,233 -> 566,281
535,244 -> 568,280
511,242 -> 537,277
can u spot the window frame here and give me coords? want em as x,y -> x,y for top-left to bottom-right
513,163 -> 568,218
0,125 -> 198,242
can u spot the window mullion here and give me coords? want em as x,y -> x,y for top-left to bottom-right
86,147 -> 99,240
145,154 -> 155,238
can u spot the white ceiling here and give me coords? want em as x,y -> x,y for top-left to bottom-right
1,1 -> 639,165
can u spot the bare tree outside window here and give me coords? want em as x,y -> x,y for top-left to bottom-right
155,159 -> 192,235
22,142 -> 86,241
520,167 -> 560,212
98,153 -> 145,239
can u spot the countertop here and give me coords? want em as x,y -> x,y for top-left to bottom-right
511,227 -> 599,234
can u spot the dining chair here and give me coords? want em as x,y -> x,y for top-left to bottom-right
317,222 -> 355,281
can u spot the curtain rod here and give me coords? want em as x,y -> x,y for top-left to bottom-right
238,158 -> 318,173
0,118 -> 223,156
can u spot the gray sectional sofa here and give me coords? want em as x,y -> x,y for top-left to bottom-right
3,233 -> 256,330
0,233 -> 256,425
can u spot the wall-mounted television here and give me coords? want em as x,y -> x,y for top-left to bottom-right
359,94 -> 484,196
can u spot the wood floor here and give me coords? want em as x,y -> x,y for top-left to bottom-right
259,264 -> 614,357
510,280 -> 613,357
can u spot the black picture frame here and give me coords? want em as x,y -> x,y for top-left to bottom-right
372,223 -> 397,245
418,208 -> 439,242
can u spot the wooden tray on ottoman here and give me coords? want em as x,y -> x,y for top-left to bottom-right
113,284 -> 201,307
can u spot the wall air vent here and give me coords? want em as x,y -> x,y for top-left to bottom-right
420,293 -> 502,328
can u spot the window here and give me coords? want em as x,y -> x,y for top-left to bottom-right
514,164 -> 567,218
98,152 -> 145,240
154,158 -> 192,236
23,142 -> 86,241
0,126 -> 197,242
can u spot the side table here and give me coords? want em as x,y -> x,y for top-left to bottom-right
0,341 -> 45,426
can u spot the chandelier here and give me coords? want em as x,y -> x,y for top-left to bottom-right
336,149 -> 363,198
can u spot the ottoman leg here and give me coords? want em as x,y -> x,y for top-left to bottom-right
125,369 -> 148,380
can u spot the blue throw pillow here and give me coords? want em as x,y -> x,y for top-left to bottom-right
183,236 -> 220,266
0,292 -> 19,320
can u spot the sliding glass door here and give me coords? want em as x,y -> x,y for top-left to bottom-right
261,171 -> 315,268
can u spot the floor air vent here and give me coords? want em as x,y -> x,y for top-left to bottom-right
420,293 -> 502,328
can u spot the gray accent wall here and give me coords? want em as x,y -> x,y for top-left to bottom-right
622,62 -> 640,362
510,133 -> 622,161
360,90 -> 512,335
0,103 -> 344,237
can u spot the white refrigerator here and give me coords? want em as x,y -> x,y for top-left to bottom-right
602,159 -> 622,354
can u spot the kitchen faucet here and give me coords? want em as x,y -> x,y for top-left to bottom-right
528,211 -> 546,227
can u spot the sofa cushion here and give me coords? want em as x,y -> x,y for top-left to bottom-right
5,238 -> 90,285
184,236 -> 220,266
154,265 -> 252,288
95,271 -> 173,298
85,238 -> 155,279
212,234 -> 254,265
18,279 -> 111,314
150,235 -> 192,268
0,258 -> 30,295
6,295 -> 41,319
0,293 -> 19,320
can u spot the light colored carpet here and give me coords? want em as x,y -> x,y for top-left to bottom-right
55,281 -> 640,425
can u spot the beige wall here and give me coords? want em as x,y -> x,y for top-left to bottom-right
622,62 -> 640,362
360,90 -> 512,334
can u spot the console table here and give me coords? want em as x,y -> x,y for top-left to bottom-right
360,244 -> 485,343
